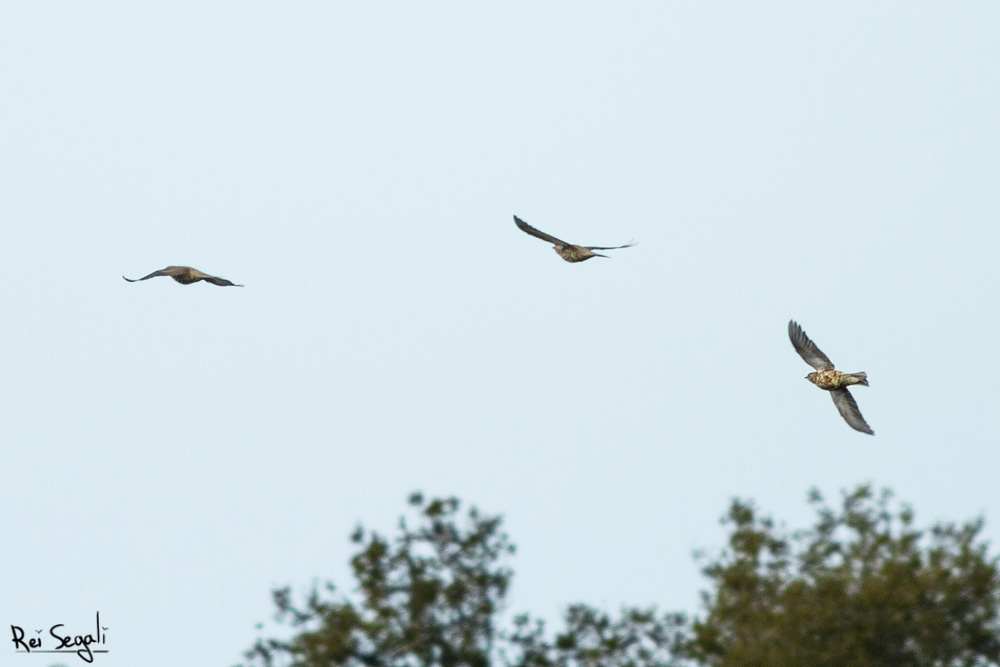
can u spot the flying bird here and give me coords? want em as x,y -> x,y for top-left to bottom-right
514,216 -> 635,263
123,266 -> 243,287
788,320 -> 873,435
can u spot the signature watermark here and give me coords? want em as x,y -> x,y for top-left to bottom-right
10,611 -> 108,663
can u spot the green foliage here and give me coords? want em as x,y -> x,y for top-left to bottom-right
243,493 -> 514,667
240,493 -> 680,667
504,606 -> 685,667
685,484 -> 1000,667
240,485 -> 1000,667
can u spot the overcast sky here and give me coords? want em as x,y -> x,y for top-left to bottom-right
3,3 -> 999,666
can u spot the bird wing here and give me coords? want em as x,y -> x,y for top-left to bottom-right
830,388 -> 874,435
122,267 -> 176,282
788,320 -> 835,370
586,241 -> 637,251
514,216 -> 570,247
202,275 -> 243,287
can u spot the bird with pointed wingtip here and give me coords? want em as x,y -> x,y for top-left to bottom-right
123,266 -> 243,287
514,215 -> 635,263
788,320 -> 873,435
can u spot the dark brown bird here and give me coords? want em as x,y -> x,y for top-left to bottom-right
788,320 -> 873,435
123,266 -> 243,287
514,216 -> 635,263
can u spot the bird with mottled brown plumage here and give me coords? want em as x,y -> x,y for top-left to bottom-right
514,216 -> 635,263
123,266 -> 243,287
788,319 -> 873,435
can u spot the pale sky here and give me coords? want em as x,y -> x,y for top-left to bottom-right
2,3 -> 999,666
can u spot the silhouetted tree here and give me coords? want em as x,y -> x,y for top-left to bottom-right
240,492 -> 681,667
684,485 -> 1000,667
504,605 -> 683,667
240,485 -> 1000,667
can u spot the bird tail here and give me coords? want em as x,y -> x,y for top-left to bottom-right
849,372 -> 869,386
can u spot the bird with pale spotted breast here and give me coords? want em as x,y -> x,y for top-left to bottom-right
514,216 -> 635,263
788,319 -> 873,435
123,266 -> 243,287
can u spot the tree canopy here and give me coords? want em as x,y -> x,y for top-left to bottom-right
686,485 -> 1000,667
240,485 -> 1000,667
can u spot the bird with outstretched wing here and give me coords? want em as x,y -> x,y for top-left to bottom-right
788,320 -> 873,435
123,266 -> 243,287
514,216 -> 635,263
